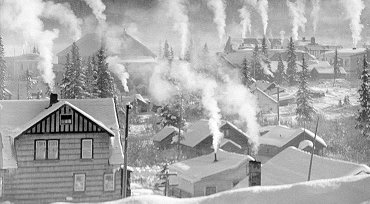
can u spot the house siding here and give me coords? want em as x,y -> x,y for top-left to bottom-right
1,132 -> 122,203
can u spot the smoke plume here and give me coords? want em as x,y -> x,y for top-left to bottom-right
238,6 -> 252,38
42,1 -> 82,41
340,0 -> 365,48
167,0 -> 189,58
245,0 -> 269,36
287,0 -> 307,41
280,30 -> 286,45
0,0 -> 59,89
207,0 -> 226,43
310,0 -> 320,35
83,0 -> 106,28
107,56 -> 130,92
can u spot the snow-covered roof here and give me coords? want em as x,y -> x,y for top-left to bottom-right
259,125 -> 327,148
168,150 -> 254,183
261,147 -> 370,186
311,66 -> 347,74
253,88 -> 278,104
0,98 -> 124,168
298,140 -> 313,150
153,126 -> 178,142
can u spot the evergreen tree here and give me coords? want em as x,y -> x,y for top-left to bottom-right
70,42 -> 87,99
224,36 -> 234,54
85,56 -> 98,98
333,48 -> 340,86
158,41 -> 163,59
286,37 -> 298,85
241,57 -> 252,85
168,47 -> 174,66
163,40 -> 170,59
261,36 -> 268,57
275,54 -> 286,84
96,46 -> 115,98
203,43 -> 209,54
60,53 -> 73,99
26,69 -> 34,99
261,36 -> 272,82
296,56 -> 315,123
356,56 -> 370,137
0,35 -> 6,100
252,44 -> 264,80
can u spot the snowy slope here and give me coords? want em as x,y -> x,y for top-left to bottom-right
54,175 -> 370,204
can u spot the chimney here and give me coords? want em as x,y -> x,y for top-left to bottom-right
214,152 -> 218,162
353,47 -> 357,50
311,37 -> 316,45
302,37 -> 306,41
49,93 -> 59,107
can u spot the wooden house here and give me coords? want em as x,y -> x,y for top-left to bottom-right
256,125 -> 327,163
251,88 -> 278,114
0,95 -> 131,203
152,126 -> 178,149
310,66 -> 347,80
168,150 -> 254,198
180,120 -> 252,155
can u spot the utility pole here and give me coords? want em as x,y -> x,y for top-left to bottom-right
277,86 -> 280,125
308,117 -> 319,181
177,93 -> 183,160
122,104 -> 132,198
157,169 -> 177,196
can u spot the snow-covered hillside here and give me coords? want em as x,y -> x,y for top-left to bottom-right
55,175 -> 370,204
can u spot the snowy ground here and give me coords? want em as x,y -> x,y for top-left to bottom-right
130,166 -> 163,196
54,175 -> 370,204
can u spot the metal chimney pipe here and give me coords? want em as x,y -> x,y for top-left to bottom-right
214,153 -> 218,162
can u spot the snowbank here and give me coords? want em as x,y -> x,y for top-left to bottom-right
54,175 -> 370,204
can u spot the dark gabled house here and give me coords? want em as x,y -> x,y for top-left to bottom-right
0,96 -> 131,203
152,126 -> 178,149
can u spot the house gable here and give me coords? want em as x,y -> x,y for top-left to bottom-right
19,102 -> 114,137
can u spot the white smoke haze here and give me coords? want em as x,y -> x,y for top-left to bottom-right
83,0 -> 107,30
148,62 -> 177,103
287,0 -> 307,41
238,6 -> 252,38
42,1 -> 82,41
280,30 -> 286,45
244,0 -> 269,36
167,0 -> 189,58
107,56 -> 130,92
207,0 -> 226,44
0,0 -> 59,90
310,0 -> 320,35
340,0 -> 365,48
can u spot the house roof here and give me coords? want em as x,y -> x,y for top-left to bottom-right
181,119 -> 249,148
253,88 -> 278,104
259,125 -> 327,148
0,98 -> 124,168
311,66 -> 347,74
168,150 -> 254,183
57,32 -> 156,60
153,126 -> 178,142
261,147 -> 370,185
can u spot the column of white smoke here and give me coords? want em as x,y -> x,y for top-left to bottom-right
106,56 -> 130,92
207,0 -> 226,43
340,0 -> 365,48
167,0 -> 189,58
83,0 -> 106,28
245,0 -> 269,36
310,0 -> 320,35
0,0 -> 59,90
287,0 -> 307,41
280,30 -> 285,46
239,6 -> 252,38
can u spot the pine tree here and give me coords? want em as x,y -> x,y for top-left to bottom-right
261,36 -> 268,57
0,35 -> 6,100
85,57 -> 96,98
224,36 -> 234,54
275,54 -> 286,84
333,48 -> 340,86
252,44 -> 264,80
286,37 -> 298,85
96,46 -> 115,98
26,69 -> 34,99
296,56 -> 315,123
60,53 -> 73,99
356,56 -> 370,137
163,40 -> 170,59
241,57 -> 252,85
71,42 -> 87,99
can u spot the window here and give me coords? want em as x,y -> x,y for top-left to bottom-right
205,186 -> 216,196
60,114 -> 73,125
224,129 -> 230,137
34,139 -> 59,160
74,173 -> 86,192
104,173 -> 115,191
81,139 -> 93,159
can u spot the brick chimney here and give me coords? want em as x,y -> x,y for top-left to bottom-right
49,93 -> 59,107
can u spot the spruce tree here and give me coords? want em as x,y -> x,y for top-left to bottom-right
261,37 -> 272,82
168,47 -> 174,66
163,40 -> 170,59
71,42 -> 87,99
333,48 -> 340,86
286,37 -> 298,85
0,35 -> 6,100
241,57 -> 252,85
275,54 -> 286,84
252,44 -> 264,80
261,36 -> 268,57
60,53 -> 73,99
356,56 -> 370,137
96,46 -> 115,98
296,56 -> 314,123
26,69 -> 34,99
224,36 -> 233,54
85,57 -> 95,98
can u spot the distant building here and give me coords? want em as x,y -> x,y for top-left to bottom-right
256,125 -> 327,163
153,126 -> 179,149
4,53 -> 41,81
168,150 -> 255,198
295,37 -> 342,59
238,38 -> 283,50
321,48 -> 367,79
310,66 -> 347,80
251,88 -> 278,114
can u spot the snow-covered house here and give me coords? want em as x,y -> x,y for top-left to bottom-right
256,125 -> 327,163
251,88 -> 278,114
0,96 -> 131,203
255,147 -> 370,186
168,150 -> 254,198
310,66 -> 347,80
180,119 -> 252,155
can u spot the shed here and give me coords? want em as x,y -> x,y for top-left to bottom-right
152,126 -> 178,149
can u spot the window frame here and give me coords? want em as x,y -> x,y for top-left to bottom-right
103,173 -> 115,192
204,186 -> 217,196
73,173 -> 86,192
81,138 -> 94,159
60,114 -> 73,125
34,139 -> 60,160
